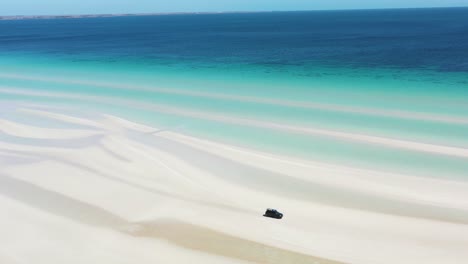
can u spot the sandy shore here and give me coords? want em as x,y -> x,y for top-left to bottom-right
1,103 -> 468,264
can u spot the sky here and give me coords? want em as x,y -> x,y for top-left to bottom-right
2,0 -> 468,16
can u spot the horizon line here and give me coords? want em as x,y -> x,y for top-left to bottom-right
1,6 -> 467,20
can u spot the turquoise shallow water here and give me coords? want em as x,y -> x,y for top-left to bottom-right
1,54 -> 467,180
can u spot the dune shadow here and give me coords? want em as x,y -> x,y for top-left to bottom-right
0,174 -> 126,227
131,219 -> 342,264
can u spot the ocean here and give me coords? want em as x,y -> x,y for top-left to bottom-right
1,8 -> 468,179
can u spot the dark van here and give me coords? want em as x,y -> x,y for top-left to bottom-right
263,208 -> 283,219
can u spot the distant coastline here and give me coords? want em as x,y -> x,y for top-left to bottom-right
1,6 -> 467,21
0,11 -> 262,21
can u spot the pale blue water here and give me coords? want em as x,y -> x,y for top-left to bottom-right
1,8 -> 468,179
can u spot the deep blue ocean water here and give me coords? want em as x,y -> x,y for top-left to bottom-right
1,8 -> 468,71
1,8 -> 468,179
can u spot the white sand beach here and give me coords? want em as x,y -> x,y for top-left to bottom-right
1,103 -> 468,264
